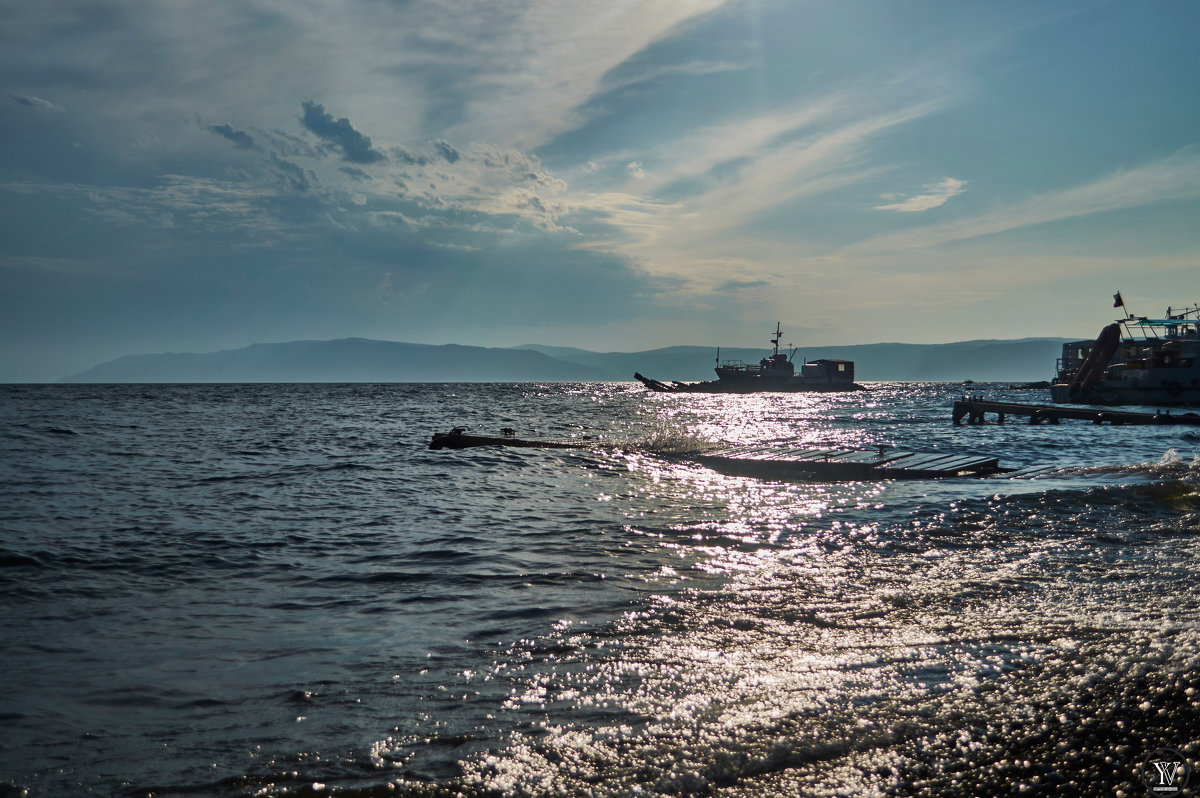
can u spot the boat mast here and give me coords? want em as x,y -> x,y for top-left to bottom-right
771,322 -> 782,357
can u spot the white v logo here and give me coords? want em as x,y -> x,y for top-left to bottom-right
1153,760 -> 1182,786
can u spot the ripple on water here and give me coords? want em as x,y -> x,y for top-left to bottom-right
2,383 -> 1198,796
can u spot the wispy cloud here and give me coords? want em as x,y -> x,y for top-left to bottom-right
846,149 -> 1200,254
875,177 -> 966,212
8,91 -> 62,111
597,58 -> 748,99
579,97 -> 943,286
675,102 -> 937,229
4,0 -> 1198,378
632,98 -> 847,195
442,0 -> 733,147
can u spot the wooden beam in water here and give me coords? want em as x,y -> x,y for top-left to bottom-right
429,430 -> 589,450
885,453 -> 962,470
430,430 -> 1013,481
693,446 -> 1007,480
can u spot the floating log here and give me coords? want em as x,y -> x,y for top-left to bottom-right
952,398 -> 1200,426
429,428 -> 589,450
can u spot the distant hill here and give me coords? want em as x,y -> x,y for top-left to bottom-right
518,338 -> 1071,383
60,336 -> 1073,383
60,338 -> 609,383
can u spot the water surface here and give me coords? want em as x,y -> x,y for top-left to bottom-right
1,383 -> 1197,796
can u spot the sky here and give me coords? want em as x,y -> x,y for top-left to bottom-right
2,1 -> 1199,381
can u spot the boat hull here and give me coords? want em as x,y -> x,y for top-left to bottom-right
663,381 -> 865,394
635,372 -> 865,393
1051,304 -> 1200,406
634,323 -> 862,394
1050,381 -> 1200,406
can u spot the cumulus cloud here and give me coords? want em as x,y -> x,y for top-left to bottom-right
268,154 -> 315,194
434,141 -> 461,163
299,101 -> 386,164
339,166 -> 372,181
874,177 -> 966,212
390,147 -> 435,166
367,140 -> 572,232
207,123 -> 257,150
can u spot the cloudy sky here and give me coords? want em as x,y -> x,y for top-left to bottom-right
3,1 -> 1199,380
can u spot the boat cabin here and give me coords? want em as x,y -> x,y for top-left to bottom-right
1055,340 -> 1097,383
801,359 -> 855,383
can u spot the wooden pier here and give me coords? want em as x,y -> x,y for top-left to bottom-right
952,398 -> 1200,426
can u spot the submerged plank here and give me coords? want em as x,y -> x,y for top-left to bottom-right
431,429 -> 1014,481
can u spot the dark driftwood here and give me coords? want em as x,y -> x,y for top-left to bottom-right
429,430 -> 588,450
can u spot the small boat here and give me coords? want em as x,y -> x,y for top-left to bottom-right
635,322 -> 865,394
1050,296 -> 1200,406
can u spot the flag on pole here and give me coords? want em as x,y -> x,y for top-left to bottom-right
1113,292 -> 1124,308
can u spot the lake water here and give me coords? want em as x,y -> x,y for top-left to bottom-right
1,382 -> 1198,796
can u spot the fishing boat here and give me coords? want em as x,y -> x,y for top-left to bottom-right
635,322 -> 865,394
1050,295 -> 1200,406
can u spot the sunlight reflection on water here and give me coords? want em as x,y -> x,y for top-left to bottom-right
5,383 -> 1199,796
440,385 -> 1200,797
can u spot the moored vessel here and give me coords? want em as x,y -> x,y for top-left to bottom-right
635,322 -> 864,393
1050,295 -> 1200,406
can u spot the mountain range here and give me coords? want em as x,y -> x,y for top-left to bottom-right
59,336 -> 1074,383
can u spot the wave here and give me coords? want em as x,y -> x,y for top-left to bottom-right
194,460 -> 379,483
632,430 -> 719,454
